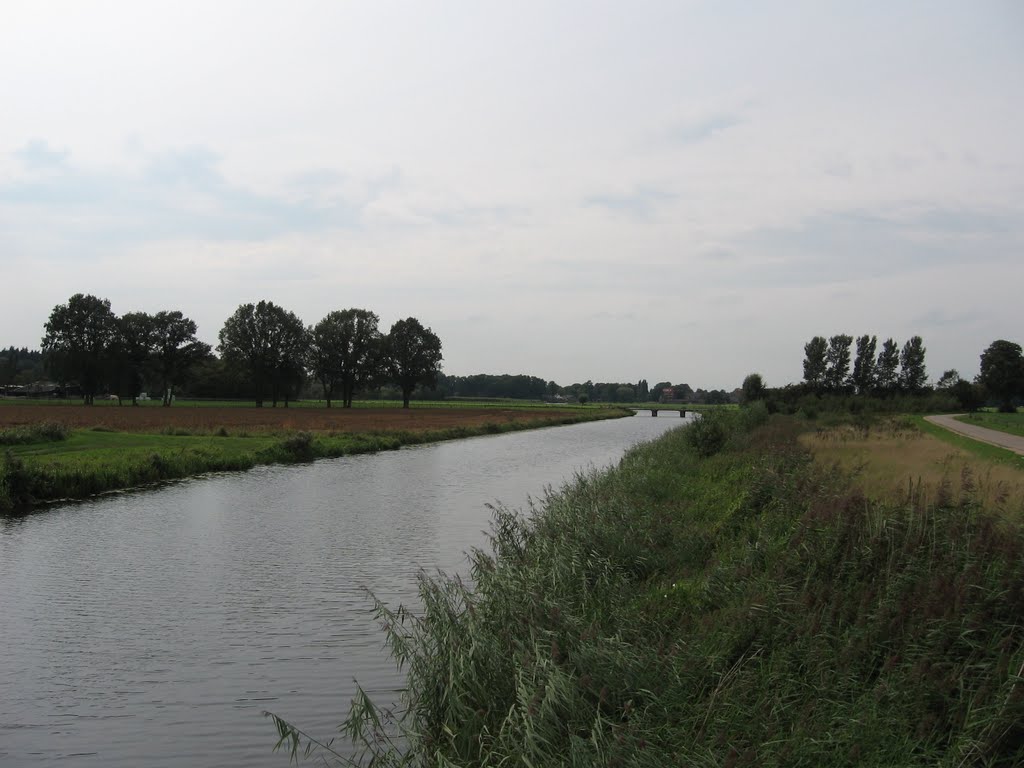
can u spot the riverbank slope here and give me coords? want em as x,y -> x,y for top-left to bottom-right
0,405 -> 629,512
307,409 -> 1023,766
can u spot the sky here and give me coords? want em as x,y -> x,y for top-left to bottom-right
1,1 -> 1022,390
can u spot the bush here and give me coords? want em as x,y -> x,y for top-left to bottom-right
684,409 -> 733,457
0,450 -> 34,510
280,431 -> 315,461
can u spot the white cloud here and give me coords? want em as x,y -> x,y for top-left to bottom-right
1,1 -> 1022,387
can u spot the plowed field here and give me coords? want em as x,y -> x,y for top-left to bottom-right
0,403 -> 580,434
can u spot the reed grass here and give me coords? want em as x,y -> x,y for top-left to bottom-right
268,410 -> 1024,766
0,421 -> 69,445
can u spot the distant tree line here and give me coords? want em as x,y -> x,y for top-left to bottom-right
556,379 -> 737,405
739,335 -> 1023,415
0,347 -> 46,387
801,334 -> 928,396
29,294 -> 443,408
10,298 -> 739,406
430,374 -> 550,400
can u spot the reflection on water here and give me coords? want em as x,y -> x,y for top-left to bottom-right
0,413 -> 685,767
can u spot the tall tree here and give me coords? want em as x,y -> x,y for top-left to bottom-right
151,311 -> 211,406
851,335 -> 877,395
306,319 -> 342,408
337,309 -> 382,407
875,338 -> 900,394
802,336 -> 827,391
899,336 -> 927,393
268,308 -> 307,407
386,317 -> 443,408
113,311 -> 156,405
307,309 -> 382,408
637,379 -> 649,400
219,301 -> 306,407
824,335 -> 853,392
740,373 -> 766,404
41,293 -> 117,404
978,339 -> 1024,412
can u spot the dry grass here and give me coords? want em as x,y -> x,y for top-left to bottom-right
801,419 -> 1024,517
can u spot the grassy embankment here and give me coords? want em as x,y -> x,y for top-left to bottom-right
955,411 -> 1024,439
0,405 -> 629,512
271,408 -> 1024,766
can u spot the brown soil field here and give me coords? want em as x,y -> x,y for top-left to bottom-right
0,403 -> 586,434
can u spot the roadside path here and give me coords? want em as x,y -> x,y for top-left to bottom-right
924,414 -> 1024,456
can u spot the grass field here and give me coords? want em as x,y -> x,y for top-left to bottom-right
0,402 -> 630,511
802,416 -> 1024,516
955,410 -> 1024,438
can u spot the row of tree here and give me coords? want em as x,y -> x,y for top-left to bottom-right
742,337 -> 1023,414
38,294 -> 443,408
42,294 -> 211,405
802,334 -> 927,395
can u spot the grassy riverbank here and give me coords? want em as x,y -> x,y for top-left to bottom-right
0,407 -> 628,512
279,409 -> 1024,766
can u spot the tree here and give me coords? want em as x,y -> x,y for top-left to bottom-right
824,334 -> 853,392
306,319 -> 342,408
615,385 -> 636,402
112,311 -> 156,405
740,373 -> 766,404
385,317 -> 443,408
336,309 -> 382,407
41,293 -> 117,404
875,338 -> 900,394
978,340 -> 1024,412
803,336 -> 827,391
307,309 -> 383,408
950,379 -> 985,412
935,369 -> 960,390
851,335 -> 877,395
218,301 -> 306,407
899,336 -> 927,393
151,311 -> 211,406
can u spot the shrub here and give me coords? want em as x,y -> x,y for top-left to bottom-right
684,409 -> 733,457
0,450 -> 33,510
280,431 -> 315,461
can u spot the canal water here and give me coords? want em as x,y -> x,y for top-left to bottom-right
0,412 -> 687,767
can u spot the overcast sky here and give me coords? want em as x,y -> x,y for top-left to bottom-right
2,1 -> 1021,389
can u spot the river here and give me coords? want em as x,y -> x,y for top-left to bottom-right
0,412 -> 686,767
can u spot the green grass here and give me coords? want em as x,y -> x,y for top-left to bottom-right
955,411 -> 1024,439
0,409 -> 627,512
915,415 -> 1024,466
269,409 -> 1024,766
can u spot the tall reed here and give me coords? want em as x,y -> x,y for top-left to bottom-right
269,412 -> 1024,766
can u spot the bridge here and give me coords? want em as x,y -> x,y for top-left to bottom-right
630,408 -> 689,417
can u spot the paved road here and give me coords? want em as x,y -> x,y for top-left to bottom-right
924,414 -> 1024,456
